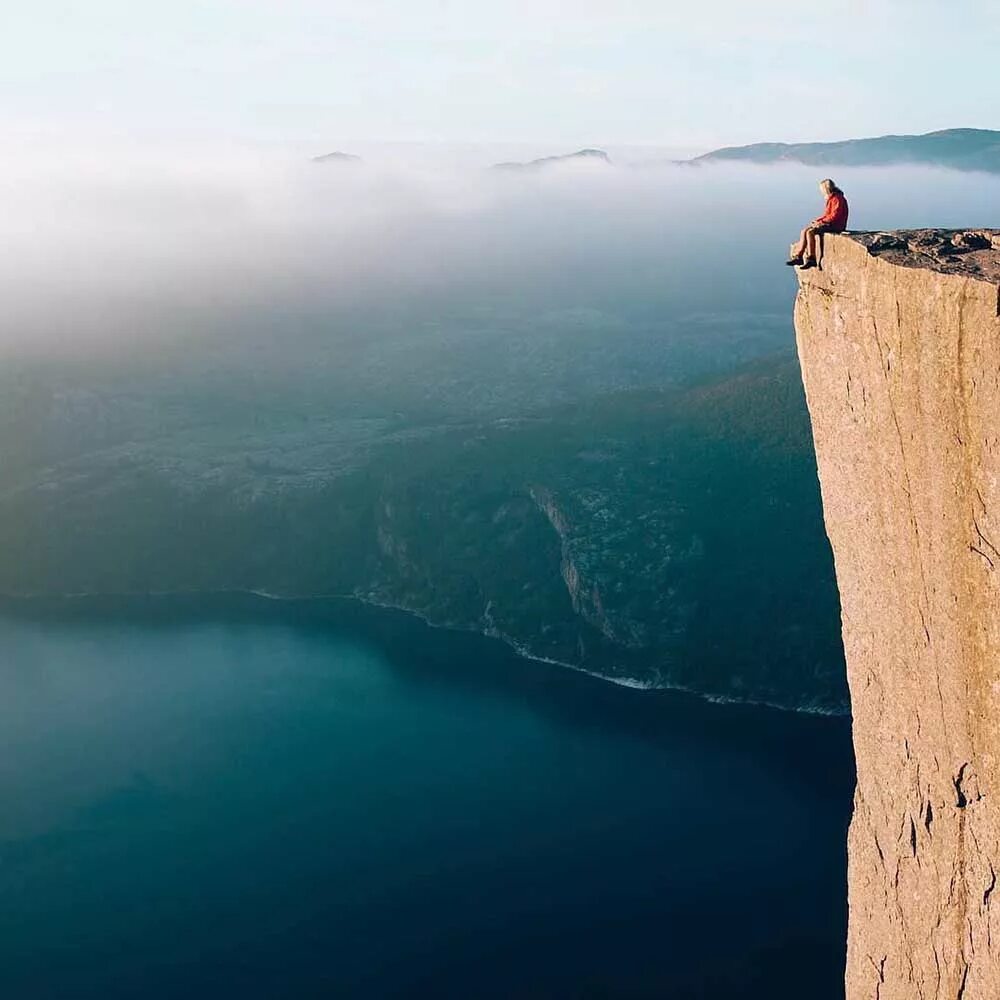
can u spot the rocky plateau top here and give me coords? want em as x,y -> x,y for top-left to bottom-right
846,228 -> 1000,283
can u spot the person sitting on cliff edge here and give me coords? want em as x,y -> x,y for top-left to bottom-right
786,179 -> 849,269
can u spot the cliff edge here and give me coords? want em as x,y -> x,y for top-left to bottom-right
794,230 -> 1000,998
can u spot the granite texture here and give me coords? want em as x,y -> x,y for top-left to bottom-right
794,232 -> 1000,998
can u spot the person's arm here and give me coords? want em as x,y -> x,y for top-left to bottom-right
813,195 -> 840,226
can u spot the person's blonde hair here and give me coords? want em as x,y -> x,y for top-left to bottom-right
820,178 -> 841,195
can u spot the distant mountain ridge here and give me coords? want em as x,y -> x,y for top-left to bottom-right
493,148 -> 612,171
312,151 -> 362,164
688,128 -> 1000,173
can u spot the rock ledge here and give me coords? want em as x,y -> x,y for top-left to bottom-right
794,231 -> 1000,998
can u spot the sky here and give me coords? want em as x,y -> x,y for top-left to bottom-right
2,0 -> 999,153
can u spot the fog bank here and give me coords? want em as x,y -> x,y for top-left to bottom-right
3,142 -> 999,359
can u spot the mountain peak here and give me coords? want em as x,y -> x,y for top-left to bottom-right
492,148 -> 612,171
312,151 -> 363,164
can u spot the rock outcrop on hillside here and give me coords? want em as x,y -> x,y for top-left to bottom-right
794,232 -> 1000,997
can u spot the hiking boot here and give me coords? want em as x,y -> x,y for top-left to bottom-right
799,258 -> 817,270
785,256 -> 804,266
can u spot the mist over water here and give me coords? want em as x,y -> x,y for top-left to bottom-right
4,143 -> 999,365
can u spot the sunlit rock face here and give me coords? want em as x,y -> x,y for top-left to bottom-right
794,232 -> 1000,998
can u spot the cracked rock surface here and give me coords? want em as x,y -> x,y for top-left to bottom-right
794,232 -> 1000,998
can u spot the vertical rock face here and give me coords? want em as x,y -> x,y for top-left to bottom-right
794,232 -> 1000,999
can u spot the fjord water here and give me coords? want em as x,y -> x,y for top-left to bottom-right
0,596 -> 852,999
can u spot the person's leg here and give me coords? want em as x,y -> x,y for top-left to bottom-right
805,226 -> 818,260
797,226 -> 827,269
787,228 -> 809,263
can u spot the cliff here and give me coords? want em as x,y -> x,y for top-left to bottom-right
794,231 -> 1000,998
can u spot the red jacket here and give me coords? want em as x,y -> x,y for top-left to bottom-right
815,191 -> 849,230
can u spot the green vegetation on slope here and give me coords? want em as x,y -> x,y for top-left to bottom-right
0,354 -> 845,711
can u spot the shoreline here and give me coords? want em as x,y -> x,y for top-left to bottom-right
0,586 -> 849,719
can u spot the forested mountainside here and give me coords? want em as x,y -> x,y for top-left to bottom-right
0,354 -> 844,711
690,127 -> 1000,173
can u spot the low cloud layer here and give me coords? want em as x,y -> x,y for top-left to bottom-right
2,142 -> 999,359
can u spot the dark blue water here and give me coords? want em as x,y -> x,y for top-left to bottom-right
0,595 -> 852,999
